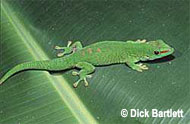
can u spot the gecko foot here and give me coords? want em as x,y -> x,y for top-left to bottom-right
73,77 -> 90,88
138,63 -> 148,70
72,71 -> 92,88
56,47 -> 72,57
128,62 -> 149,72
135,63 -> 148,72
136,39 -> 147,43
55,41 -> 73,57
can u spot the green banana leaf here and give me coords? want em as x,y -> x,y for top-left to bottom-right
0,0 -> 189,124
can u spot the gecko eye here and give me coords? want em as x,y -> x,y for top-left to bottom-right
154,51 -> 159,55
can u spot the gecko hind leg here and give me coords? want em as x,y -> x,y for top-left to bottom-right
55,41 -> 83,57
73,62 -> 95,88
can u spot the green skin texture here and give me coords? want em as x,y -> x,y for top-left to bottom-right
0,39 -> 174,88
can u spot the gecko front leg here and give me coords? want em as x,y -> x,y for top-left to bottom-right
136,39 -> 147,43
72,62 -> 95,88
126,61 -> 148,72
55,41 -> 83,57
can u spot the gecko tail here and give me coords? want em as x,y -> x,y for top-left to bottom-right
0,61 -> 47,85
0,58 -> 73,85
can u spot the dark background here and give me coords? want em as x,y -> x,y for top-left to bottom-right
0,0 -> 189,124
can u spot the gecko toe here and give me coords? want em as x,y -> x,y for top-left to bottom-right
72,71 -> 79,76
137,63 -> 148,70
141,65 -> 148,70
73,82 -> 79,88
86,75 -> 92,78
54,46 -> 63,50
141,39 -> 147,43
84,79 -> 89,87
57,53 -> 64,57
67,41 -> 72,47
137,69 -> 143,72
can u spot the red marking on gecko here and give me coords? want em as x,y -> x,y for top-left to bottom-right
97,48 -> 101,52
82,51 -> 85,56
73,47 -> 77,52
160,50 -> 169,54
87,48 -> 92,54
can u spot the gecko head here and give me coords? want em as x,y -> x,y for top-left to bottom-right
141,40 -> 175,61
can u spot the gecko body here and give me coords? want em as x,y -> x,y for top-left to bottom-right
0,40 -> 174,87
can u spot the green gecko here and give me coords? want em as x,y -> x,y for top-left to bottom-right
0,39 -> 174,88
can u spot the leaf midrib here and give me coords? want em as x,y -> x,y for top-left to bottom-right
1,1 -> 98,124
